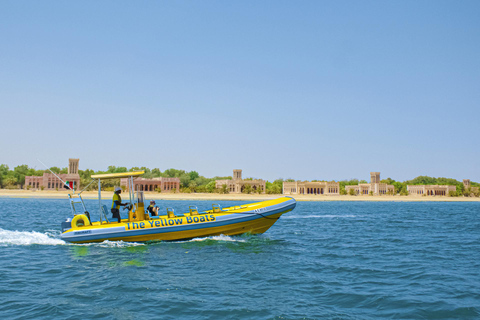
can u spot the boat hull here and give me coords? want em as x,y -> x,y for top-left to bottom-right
61,197 -> 296,243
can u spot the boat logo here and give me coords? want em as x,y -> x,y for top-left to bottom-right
126,215 -> 216,230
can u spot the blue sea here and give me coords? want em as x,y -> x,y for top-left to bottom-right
0,198 -> 479,320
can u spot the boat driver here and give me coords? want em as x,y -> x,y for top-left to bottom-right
111,187 -> 128,223
146,200 -> 159,216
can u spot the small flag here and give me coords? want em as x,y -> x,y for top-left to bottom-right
64,181 -> 74,189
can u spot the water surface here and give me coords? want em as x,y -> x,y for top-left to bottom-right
0,198 -> 479,319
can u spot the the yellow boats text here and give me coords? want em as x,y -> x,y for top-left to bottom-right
126,215 -> 216,230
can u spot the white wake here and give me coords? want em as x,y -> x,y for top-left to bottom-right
0,228 -> 143,247
0,228 -> 66,246
187,234 -> 246,243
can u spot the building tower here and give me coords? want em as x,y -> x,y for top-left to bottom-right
69,158 -> 79,175
233,169 -> 242,180
463,179 -> 471,189
370,172 -> 380,184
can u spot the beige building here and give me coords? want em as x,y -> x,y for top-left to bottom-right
345,172 -> 395,195
120,177 -> 180,193
407,184 -> 456,196
25,158 -> 81,190
463,179 -> 479,194
215,169 -> 266,193
283,180 -> 340,195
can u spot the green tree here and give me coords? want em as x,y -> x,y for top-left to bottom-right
164,168 -> 185,178
348,188 -> 355,196
456,183 -> 465,197
4,176 -> 17,188
380,177 -> 395,185
188,181 -> 197,193
189,171 -> 199,181
220,184 -> 229,194
243,184 -> 252,194
13,165 -> 29,188
0,164 -> 8,187
392,181 -> 406,194
151,168 -> 162,177
206,181 -> 216,193
107,166 -> 128,174
266,179 -> 283,194
180,173 -> 191,188
49,166 -> 62,173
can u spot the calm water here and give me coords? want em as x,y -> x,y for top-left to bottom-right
0,198 -> 479,320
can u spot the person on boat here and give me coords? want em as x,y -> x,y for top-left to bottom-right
146,200 -> 159,216
111,187 -> 128,223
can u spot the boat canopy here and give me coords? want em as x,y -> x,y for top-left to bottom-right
91,171 -> 145,180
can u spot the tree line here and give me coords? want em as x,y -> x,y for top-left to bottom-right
0,164 -> 478,196
0,164 -> 284,194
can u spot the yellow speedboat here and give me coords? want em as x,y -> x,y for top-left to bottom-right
60,171 -> 296,243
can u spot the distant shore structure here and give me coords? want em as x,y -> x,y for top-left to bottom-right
120,177 -> 181,193
345,172 -> 395,195
404,179 -> 478,196
215,170 -> 266,193
283,180 -> 340,195
407,184 -> 456,196
463,179 -> 479,193
25,158 -> 80,190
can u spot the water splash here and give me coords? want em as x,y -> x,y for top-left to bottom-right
187,234 -> 246,243
0,228 -> 66,246
0,228 -> 145,247
80,240 -> 145,248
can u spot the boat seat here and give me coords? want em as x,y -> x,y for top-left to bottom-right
166,207 -> 176,218
212,204 -> 223,213
189,206 -> 199,216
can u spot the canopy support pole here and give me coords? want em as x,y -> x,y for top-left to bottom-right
98,179 -> 103,224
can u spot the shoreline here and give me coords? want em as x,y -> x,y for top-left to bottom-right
0,190 -> 479,202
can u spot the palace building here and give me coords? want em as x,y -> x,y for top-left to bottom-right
215,170 -> 266,193
283,180 -> 340,195
120,177 -> 181,193
25,158 -> 81,190
407,184 -> 456,196
345,172 -> 395,195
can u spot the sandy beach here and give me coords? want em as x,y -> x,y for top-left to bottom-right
1,189 -> 479,202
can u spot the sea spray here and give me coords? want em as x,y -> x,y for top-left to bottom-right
0,228 -> 66,246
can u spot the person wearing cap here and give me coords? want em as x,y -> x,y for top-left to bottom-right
111,187 -> 128,223
146,200 -> 159,217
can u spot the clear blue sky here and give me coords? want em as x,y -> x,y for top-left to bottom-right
1,1 -> 479,182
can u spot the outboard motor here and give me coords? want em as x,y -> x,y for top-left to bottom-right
61,218 -> 72,232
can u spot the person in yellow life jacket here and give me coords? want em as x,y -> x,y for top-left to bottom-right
111,187 -> 128,223
146,200 -> 159,216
